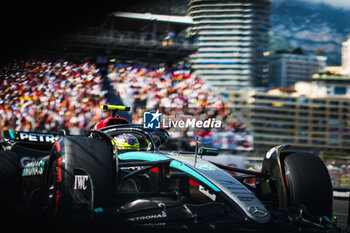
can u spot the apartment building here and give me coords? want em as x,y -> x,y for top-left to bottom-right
342,37 -> 350,74
269,53 -> 327,88
189,0 -> 270,89
219,75 -> 350,155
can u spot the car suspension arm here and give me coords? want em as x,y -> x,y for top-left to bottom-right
209,161 -> 269,178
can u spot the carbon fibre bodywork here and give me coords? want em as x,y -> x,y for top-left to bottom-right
0,125 -> 339,232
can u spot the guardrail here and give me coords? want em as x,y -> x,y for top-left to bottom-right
334,188 -> 350,200
333,188 -> 350,229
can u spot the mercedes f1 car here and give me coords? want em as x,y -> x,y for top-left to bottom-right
0,105 -> 340,232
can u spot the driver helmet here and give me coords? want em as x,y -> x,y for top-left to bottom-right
113,133 -> 140,151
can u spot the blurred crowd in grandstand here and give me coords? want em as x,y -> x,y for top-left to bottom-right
0,60 -> 108,135
0,59 -> 248,139
107,62 -> 248,138
327,162 -> 350,188
1,59 -> 349,187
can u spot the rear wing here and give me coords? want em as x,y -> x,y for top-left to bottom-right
3,130 -> 61,144
1,130 -> 62,167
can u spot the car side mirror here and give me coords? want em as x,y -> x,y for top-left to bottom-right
198,147 -> 219,156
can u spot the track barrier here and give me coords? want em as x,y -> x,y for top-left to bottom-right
333,188 -> 350,229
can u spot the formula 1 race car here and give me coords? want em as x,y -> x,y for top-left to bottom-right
0,105 -> 340,233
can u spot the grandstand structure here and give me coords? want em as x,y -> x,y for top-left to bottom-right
189,0 -> 270,89
38,12 -> 198,63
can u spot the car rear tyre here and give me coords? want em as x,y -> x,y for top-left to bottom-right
46,135 -> 115,218
283,152 -> 333,218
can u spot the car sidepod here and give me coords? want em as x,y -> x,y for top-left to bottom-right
117,151 -> 271,229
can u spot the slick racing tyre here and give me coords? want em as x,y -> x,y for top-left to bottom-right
46,135 -> 115,219
283,152 -> 333,218
0,150 -> 21,213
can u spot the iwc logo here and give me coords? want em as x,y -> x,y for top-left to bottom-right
248,206 -> 268,218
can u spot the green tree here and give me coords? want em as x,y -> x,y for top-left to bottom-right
315,48 -> 325,55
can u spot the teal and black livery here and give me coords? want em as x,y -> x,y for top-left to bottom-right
0,105 -> 338,232
4,130 -> 60,143
22,160 -> 45,176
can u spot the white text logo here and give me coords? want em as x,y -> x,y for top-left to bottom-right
74,175 -> 89,190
